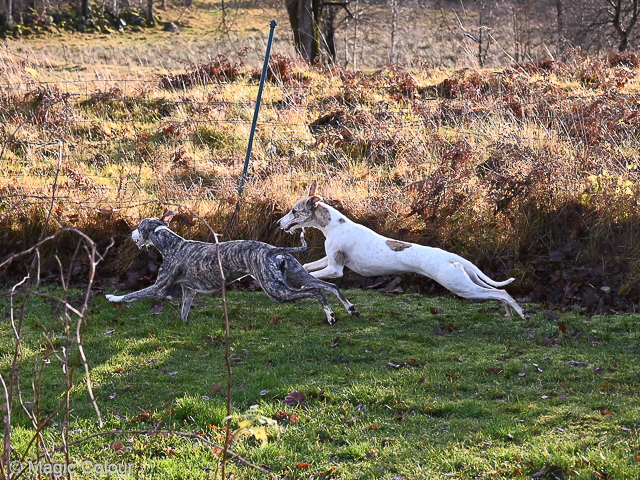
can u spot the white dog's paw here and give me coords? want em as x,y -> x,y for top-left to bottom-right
105,294 -> 123,303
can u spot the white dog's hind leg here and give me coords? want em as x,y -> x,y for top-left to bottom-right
303,256 -> 329,272
447,263 -> 525,319
309,263 -> 344,279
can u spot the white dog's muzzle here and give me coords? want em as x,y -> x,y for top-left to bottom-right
278,214 -> 299,232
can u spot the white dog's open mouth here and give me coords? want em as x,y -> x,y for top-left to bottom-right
282,221 -> 300,232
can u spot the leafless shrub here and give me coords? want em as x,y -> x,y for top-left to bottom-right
159,55 -> 244,89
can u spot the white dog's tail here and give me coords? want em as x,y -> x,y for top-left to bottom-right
463,262 -> 514,288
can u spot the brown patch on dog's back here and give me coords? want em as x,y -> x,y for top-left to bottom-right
334,250 -> 347,265
315,205 -> 331,227
386,239 -> 412,252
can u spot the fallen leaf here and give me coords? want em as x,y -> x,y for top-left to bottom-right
211,383 -> 223,394
531,467 -> 547,478
271,317 -> 282,325
283,390 -> 306,407
330,337 -> 340,348
150,300 -> 164,314
545,310 -> 561,321
596,407 -> 614,415
430,307 -> 444,315
111,441 -> 123,451
558,322 -> 567,333
548,466 -> 564,480
567,360 -> 589,367
259,389 -> 270,396
211,446 -> 224,456
109,392 -> 117,400
592,366 -> 604,374
168,371 -> 178,376
296,462 -> 310,469
594,470 -> 612,479
486,367 -> 504,374
442,323 -> 459,332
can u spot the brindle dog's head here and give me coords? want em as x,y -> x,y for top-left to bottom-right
278,181 -> 329,232
131,211 -> 177,248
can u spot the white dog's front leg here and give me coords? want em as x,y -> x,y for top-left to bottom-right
303,256 -> 329,272
309,264 -> 344,279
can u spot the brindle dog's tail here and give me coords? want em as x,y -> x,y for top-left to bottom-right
277,229 -> 308,254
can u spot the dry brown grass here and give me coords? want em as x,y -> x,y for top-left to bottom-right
1,45 -> 640,307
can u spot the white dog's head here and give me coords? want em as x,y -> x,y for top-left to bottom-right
278,181 -> 332,232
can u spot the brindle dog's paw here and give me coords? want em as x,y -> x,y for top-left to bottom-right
349,305 -> 360,317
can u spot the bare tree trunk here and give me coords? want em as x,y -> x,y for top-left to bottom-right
146,0 -> 154,26
390,0 -> 398,63
478,7 -> 483,66
285,0 -> 322,63
555,0 -> 564,52
611,0 -> 639,51
353,0 -> 359,71
324,5 -> 337,63
6,0 -> 14,28
78,0 -> 89,27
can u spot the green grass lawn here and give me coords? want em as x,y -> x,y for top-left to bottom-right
1,288 -> 639,479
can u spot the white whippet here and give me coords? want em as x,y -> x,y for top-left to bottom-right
278,182 -> 525,318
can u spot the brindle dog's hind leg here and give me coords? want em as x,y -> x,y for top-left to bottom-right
259,277 -> 338,325
283,257 -> 360,318
180,285 -> 198,323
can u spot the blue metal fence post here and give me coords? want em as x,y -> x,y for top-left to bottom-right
237,20 -> 278,200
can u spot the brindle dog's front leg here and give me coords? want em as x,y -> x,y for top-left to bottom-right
106,265 -> 176,304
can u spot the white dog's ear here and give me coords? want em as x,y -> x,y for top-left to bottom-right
308,180 -> 317,196
308,196 -> 322,208
161,210 -> 178,224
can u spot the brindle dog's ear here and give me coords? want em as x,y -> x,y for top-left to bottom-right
308,180 -> 317,196
307,196 -> 323,208
161,210 -> 179,224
